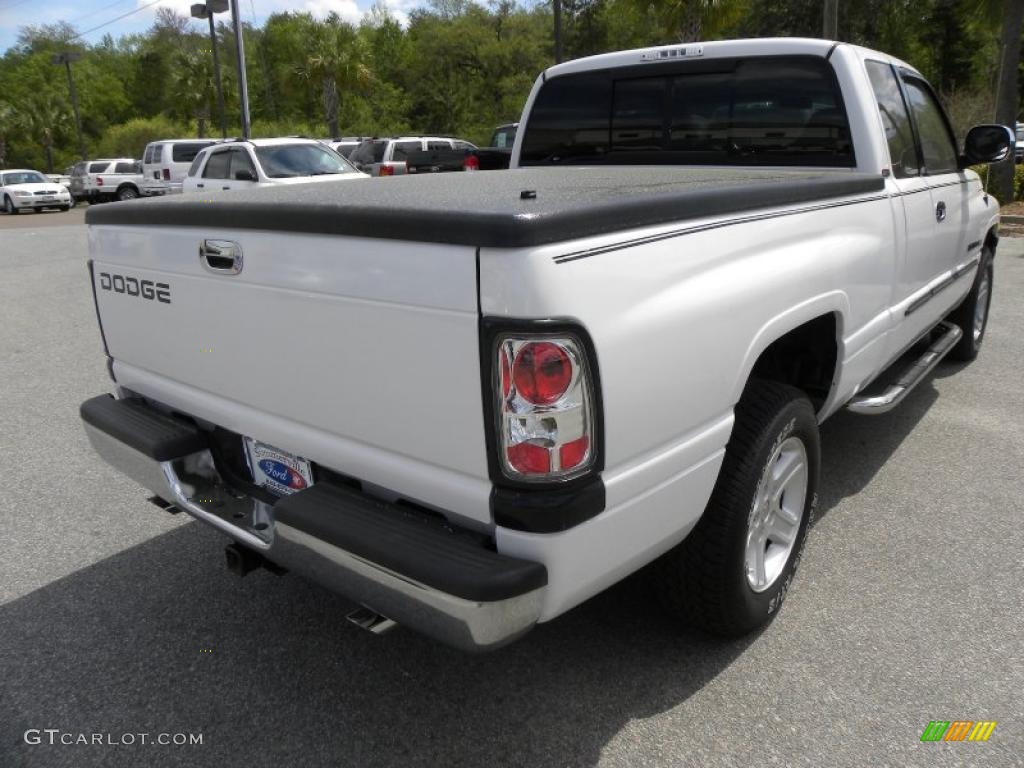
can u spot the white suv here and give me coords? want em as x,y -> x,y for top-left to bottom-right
181,138 -> 367,193
142,139 -> 219,195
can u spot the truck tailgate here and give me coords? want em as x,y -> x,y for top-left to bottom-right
89,224 -> 491,522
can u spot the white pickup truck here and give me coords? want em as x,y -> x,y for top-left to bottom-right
80,39 -> 1010,651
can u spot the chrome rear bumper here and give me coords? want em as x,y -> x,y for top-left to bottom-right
82,400 -> 545,652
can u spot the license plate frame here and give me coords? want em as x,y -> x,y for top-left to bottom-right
242,438 -> 314,496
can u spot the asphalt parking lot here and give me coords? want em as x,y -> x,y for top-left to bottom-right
1,216 -> 1022,768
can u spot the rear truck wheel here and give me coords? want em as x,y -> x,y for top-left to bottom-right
59,205 -> 70,212
946,247 -> 994,362
4,196 -> 18,215
654,380 -> 819,636
116,185 -> 139,202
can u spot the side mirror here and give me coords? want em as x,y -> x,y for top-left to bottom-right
235,169 -> 257,182
962,124 -> 1014,165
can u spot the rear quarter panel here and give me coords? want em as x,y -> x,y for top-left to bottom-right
480,193 -> 898,496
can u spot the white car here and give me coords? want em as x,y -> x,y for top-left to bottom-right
182,138 -> 367,194
1,169 -> 72,214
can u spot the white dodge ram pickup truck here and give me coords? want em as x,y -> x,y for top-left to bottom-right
80,39 -> 1010,650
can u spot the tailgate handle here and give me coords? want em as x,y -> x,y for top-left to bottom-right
199,239 -> 243,275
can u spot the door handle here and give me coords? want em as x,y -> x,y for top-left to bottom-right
222,186 -> 230,190
935,200 -> 946,222
196,183 -> 204,188
199,239 -> 243,274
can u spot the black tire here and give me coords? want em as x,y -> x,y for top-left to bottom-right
116,185 -> 139,202
59,205 -> 70,212
946,247 -> 994,362
4,196 -> 18,215
653,380 -> 820,637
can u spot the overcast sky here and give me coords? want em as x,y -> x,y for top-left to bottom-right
0,0 -> 420,54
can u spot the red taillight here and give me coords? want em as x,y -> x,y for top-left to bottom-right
379,165 -> 395,176
513,342 -> 572,405
559,436 -> 590,471
463,154 -> 480,171
95,176 -> 103,186
507,442 -> 550,474
162,168 -> 171,181
495,334 -> 596,480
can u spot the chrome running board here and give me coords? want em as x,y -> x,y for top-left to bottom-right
847,322 -> 962,415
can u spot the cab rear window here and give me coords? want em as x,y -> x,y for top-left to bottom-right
172,142 -> 213,163
519,56 -> 854,168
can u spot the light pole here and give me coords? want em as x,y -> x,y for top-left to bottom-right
191,1 -> 228,139
822,0 -> 838,39
553,0 -> 562,64
51,52 -> 87,160
229,0 -> 251,139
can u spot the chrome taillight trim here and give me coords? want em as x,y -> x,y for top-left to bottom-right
494,333 -> 597,483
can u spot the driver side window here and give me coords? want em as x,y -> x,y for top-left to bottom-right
902,76 -> 959,174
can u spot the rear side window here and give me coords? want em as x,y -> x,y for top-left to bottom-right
866,61 -> 919,178
901,76 -> 959,174
349,140 -> 386,165
202,150 -> 231,179
520,56 -> 854,167
88,162 -> 109,173
427,140 -> 451,151
172,142 -> 212,163
491,126 -> 516,148
392,141 -> 422,161
114,161 -> 140,174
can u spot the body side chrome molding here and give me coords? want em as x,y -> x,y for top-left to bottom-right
904,255 -> 980,317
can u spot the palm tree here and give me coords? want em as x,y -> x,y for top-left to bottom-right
0,102 -> 15,168
16,94 -> 71,173
627,0 -> 750,42
301,18 -> 373,137
170,49 -> 217,136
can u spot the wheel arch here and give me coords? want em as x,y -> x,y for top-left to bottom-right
983,224 -> 999,254
732,293 -> 848,415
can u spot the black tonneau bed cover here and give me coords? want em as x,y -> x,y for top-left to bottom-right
85,167 -> 885,249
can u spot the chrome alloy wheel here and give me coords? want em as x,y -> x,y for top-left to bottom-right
973,268 -> 990,343
745,436 -> 808,592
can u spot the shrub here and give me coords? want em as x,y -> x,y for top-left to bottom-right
94,116 -> 194,159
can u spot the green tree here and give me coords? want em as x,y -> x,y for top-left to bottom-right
301,15 -> 373,137
16,92 -> 72,172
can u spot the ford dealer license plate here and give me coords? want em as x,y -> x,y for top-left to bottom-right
243,438 -> 314,496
